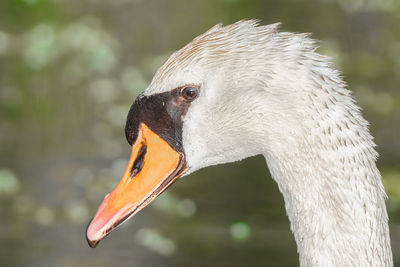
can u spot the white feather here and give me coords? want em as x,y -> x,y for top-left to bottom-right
144,20 -> 393,266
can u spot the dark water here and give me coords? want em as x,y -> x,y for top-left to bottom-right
0,0 -> 399,266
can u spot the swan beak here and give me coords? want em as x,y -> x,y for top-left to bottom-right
86,123 -> 187,248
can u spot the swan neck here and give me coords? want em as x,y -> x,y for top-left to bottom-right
260,109 -> 393,266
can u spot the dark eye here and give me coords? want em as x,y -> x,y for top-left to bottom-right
181,86 -> 199,101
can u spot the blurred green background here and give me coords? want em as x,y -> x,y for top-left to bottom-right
0,0 -> 399,266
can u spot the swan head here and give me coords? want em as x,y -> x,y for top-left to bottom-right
86,19 -> 322,247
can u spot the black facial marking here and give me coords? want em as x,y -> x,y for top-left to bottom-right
125,85 -> 199,152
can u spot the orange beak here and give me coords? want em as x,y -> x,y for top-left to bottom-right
86,123 -> 187,248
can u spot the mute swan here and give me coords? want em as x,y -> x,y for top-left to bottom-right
86,20 -> 393,266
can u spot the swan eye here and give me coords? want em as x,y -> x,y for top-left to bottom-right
181,86 -> 199,101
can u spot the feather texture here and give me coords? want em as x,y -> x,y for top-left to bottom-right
144,20 -> 393,266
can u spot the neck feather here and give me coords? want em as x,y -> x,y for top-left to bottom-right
258,71 -> 393,266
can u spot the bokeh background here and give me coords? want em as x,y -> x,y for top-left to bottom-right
0,0 -> 399,266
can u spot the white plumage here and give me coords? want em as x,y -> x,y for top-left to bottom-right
144,20 -> 393,266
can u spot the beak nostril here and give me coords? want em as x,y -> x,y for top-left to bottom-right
130,143 -> 147,178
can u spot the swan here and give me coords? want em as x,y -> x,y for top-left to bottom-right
86,20 -> 393,266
